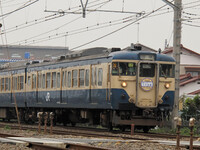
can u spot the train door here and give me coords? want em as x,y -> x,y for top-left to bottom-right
136,62 -> 158,108
107,64 -> 111,102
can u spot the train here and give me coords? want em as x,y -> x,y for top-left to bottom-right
0,45 -> 175,132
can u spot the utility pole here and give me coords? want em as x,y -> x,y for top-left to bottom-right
162,0 -> 182,128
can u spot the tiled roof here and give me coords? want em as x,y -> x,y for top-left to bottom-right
162,45 -> 200,56
188,89 -> 200,95
180,75 -> 200,86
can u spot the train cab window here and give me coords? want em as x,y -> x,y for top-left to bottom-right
160,64 -> 175,78
57,72 -> 60,88
46,73 -> 51,88
72,70 -> 78,87
1,78 -> 4,91
98,68 -> 103,86
85,69 -> 89,86
112,62 -> 136,76
32,74 -> 36,89
140,63 -> 155,77
79,69 -> 85,87
67,71 -> 71,88
52,72 -> 56,88
42,74 -> 45,89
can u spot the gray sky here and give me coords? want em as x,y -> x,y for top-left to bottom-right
0,0 -> 200,54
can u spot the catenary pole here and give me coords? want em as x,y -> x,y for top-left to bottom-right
162,0 -> 182,128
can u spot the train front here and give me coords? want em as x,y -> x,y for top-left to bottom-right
109,51 -> 175,132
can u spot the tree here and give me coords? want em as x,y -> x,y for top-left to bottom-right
181,95 -> 200,120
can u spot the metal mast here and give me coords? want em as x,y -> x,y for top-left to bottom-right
162,0 -> 182,128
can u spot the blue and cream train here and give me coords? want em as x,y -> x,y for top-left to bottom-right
0,46 -> 175,132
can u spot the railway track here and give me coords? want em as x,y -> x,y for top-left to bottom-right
0,121 -> 197,140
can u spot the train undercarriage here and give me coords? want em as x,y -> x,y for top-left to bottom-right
0,107 -> 170,132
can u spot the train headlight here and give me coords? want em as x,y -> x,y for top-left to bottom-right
165,83 -> 170,89
121,81 -> 127,88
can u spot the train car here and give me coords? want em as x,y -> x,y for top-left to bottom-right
0,46 -> 175,132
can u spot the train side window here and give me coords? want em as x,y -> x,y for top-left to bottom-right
160,64 -> 175,78
79,69 -> 84,87
46,73 -> 51,88
52,72 -> 56,88
13,77 -> 17,90
42,74 -> 45,89
67,71 -> 71,87
72,70 -> 77,87
28,76 -> 31,86
98,68 -> 103,86
1,78 -> 4,91
140,63 -> 155,77
92,68 -> 95,86
38,74 -> 41,88
19,76 -> 24,90
32,74 -> 36,89
85,69 -> 89,86
57,72 -> 60,88
5,78 -> 8,91
18,76 -> 24,90
65,71 -> 68,87
62,71 -> 64,87
8,78 -> 10,91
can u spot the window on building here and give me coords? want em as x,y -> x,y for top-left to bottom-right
57,72 -> 60,88
72,70 -> 77,87
52,72 -> 56,88
46,73 -> 51,88
67,71 -> 71,87
85,69 -> 89,86
79,69 -> 84,87
98,68 -> 103,86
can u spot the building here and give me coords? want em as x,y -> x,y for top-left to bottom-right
0,45 -> 69,64
162,45 -> 200,76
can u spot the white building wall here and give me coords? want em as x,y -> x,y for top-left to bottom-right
180,54 -> 200,65
180,81 -> 200,96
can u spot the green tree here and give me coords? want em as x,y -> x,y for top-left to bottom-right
181,95 -> 200,120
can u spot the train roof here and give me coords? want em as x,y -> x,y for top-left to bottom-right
0,47 -> 175,71
109,51 -> 175,62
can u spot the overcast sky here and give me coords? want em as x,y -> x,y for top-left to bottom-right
0,0 -> 200,54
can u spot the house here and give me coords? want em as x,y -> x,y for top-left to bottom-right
162,45 -> 200,76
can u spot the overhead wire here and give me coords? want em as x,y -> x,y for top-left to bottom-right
9,0 -> 114,45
